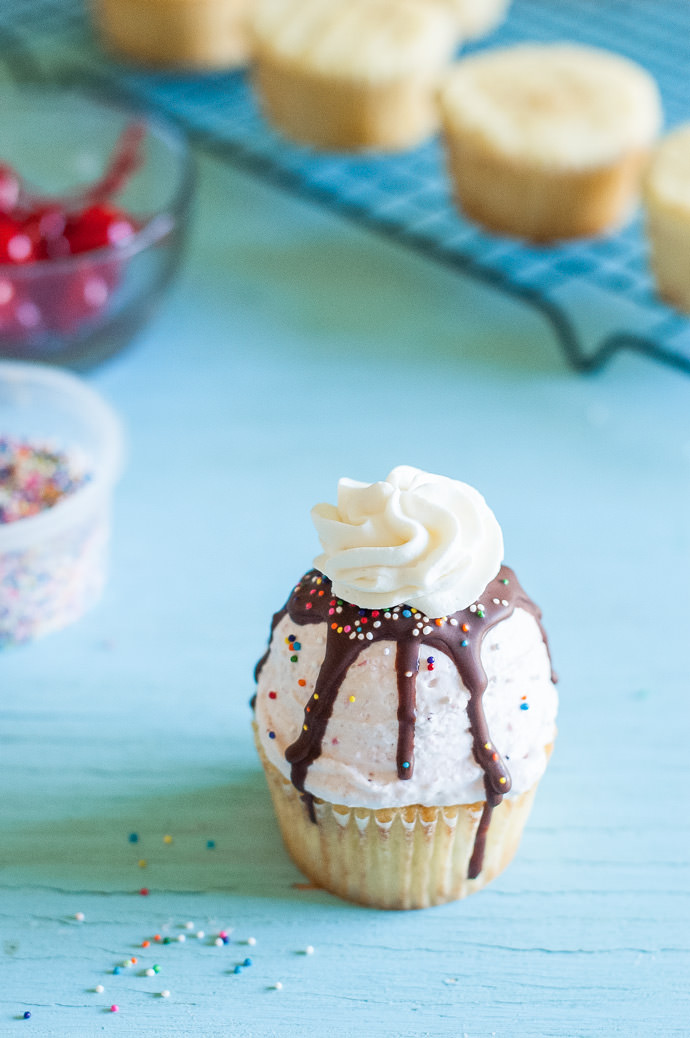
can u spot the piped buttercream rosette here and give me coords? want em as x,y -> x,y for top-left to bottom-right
311,465 -> 504,616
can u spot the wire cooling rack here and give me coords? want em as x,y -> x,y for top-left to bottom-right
3,0 -> 690,374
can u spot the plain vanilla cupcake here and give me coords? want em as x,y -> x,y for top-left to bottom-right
438,44 -> 662,241
249,0 -> 459,151
643,125 -> 690,313
91,0 -> 252,69
443,0 -> 510,40
253,466 -> 558,909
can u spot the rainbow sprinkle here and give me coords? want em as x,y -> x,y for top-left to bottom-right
0,436 -> 106,648
0,437 -> 90,523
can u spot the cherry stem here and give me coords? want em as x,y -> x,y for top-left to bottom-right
15,121 -> 147,214
83,121 -> 146,206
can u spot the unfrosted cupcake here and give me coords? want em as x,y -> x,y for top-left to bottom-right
253,466 -> 557,909
438,44 -> 662,241
443,0 -> 510,40
643,125 -> 690,313
249,0 -> 459,151
92,0 -> 252,70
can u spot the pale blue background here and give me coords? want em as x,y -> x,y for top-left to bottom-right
2,146 -> 690,1034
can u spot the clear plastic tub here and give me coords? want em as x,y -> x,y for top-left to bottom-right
0,361 -> 124,647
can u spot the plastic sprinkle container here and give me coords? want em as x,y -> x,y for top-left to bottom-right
0,362 -> 124,647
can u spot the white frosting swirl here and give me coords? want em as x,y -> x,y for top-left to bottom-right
311,466 -> 504,615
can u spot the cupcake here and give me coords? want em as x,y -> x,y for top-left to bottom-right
249,0 -> 459,152
438,44 -> 662,241
443,0 -> 510,41
253,466 -> 557,909
92,0 -> 252,70
643,125 -> 690,313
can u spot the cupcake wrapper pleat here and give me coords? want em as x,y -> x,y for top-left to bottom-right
254,729 -> 544,909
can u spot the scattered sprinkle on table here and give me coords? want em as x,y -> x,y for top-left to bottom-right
74,912 -> 85,922
65,911 -> 323,1016
23,1011 -> 31,1019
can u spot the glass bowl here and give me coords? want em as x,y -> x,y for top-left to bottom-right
0,361 -> 124,647
0,85 -> 195,367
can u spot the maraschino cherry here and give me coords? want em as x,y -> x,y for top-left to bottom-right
0,123 -> 144,345
65,203 -> 137,255
0,215 -> 35,264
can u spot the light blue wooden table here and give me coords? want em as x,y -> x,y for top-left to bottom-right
2,139 -> 690,1035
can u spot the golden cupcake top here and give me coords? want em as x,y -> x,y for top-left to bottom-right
441,0 -> 510,40
644,125 -> 690,215
250,0 -> 459,80
440,43 -> 662,167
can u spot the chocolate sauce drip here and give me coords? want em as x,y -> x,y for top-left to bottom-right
467,802 -> 495,880
256,567 -> 552,877
302,791 -> 317,824
285,618 -> 369,793
396,640 -> 420,780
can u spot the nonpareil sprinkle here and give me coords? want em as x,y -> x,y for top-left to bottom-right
0,437 -> 90,523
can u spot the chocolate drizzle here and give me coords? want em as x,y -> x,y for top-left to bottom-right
255,567 -> 553,878
395,640 -> 420,780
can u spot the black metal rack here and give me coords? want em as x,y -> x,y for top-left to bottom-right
4,0 -> 690,374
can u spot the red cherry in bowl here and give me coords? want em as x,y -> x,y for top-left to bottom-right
0,214 -> 36,263
65,203 -> 137,255
21,206 -> 70,260
31,255 -> 120,335
50,267 -> 113,333
0,276 -> 43,342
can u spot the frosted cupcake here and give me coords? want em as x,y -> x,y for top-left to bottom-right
253,466 -> 557,909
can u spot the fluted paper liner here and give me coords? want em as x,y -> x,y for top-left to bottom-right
254,728 -> 545,910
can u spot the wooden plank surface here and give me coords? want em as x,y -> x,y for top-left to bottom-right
1,150 -> 689,1037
